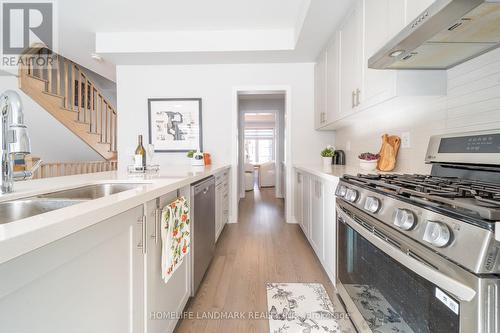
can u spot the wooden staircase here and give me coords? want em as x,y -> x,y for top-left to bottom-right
18,47 -> 117,160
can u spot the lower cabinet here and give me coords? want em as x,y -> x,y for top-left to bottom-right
145,187 -> 191,333
294,168 -> 339,284
215,168 -> 230,242
0,187 -> 193,333
310,177 -> 325,261
0,206 -> 146,333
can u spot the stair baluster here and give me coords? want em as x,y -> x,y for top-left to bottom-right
18,46 -> 117,160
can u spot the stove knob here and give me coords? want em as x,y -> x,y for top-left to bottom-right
345,188 -> 359,203
423,221 -> 451,248
394,209 -> 416,230
336,185 -> 347,197
364,196 -> 381,213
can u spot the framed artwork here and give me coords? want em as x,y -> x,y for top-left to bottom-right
148,98 -> 203,152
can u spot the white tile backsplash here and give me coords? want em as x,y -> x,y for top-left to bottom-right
334,48 -> 500,174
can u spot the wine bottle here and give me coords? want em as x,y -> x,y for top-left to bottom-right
134,135 -> 146,169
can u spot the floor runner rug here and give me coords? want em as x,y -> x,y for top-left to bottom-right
266,283 -> 355,333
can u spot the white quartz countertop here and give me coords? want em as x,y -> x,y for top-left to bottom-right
294,164 -> 398,181
294,164 -> 366,180
0,164 -> 230,265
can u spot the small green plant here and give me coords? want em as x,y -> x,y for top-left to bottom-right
187,150 -> 195,158
320,145 -> 335,157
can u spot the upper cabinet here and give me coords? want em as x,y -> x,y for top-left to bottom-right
314,50 -> 327,129
339,2 -> 364,116
314,0 -> 445,130
326,32 -> 341,125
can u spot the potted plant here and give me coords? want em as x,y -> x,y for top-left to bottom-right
320,145 -> 335,168
187,150 -> 205,166
358,152 -> 380,171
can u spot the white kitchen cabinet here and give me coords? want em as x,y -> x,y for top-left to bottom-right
322,178 -> 339,283
145,187 -> 191,333
310,177 -> 325,261
0,206 -> 145,333
294,168 -> 338,284
294,170 -> 304,227
316,0 -> 446,130
363,0 -> 404,107
314,49 -> 328,129
326,31 -> 341,124
339,0 -> 364,115
215,169 -> 230,241
302,172 -> 311,237
406,0 -> 435,24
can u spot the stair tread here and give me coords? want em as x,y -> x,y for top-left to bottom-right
25,74 -> 48,83
42,91 -> 64,99
61,107 -> 78,113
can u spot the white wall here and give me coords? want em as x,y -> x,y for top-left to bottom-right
334,48 -> 500,174
116,63 -> 335,222
0,76 -> 103,162
117,63 -> 334,166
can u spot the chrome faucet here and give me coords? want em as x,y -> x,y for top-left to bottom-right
0,90 -> 39,193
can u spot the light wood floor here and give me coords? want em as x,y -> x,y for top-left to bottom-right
175,188 -> 346,333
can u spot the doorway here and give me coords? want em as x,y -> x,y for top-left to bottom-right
236,91 -> 286,214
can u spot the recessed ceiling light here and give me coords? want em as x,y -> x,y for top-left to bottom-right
91,53 -> 103,62
389,50 -> 405,57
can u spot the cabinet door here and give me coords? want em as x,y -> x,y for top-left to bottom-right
0,206 -> 145,333
215,184 -> 222,241
294,170 -> 304,227
406,0 -> 435,24
340,0 -> 364,114
314,50 -> 327,129
363,0 -> 406,107
322,179 -> 339,284
302,173 -> 311,238
326,32 -> 341,124
310,177 -> 324,261
145,189 -> 191,333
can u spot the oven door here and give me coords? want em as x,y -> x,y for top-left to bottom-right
335,201 -> 491,333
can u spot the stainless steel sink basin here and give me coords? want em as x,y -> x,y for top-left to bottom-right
0,199 -> 85,225
36,183 -> 146,200
0,183 -> 147,224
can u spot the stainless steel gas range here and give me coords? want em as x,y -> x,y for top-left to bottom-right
335,130 -> 500,333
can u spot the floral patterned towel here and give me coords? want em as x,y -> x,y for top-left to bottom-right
161,196 -> 190,283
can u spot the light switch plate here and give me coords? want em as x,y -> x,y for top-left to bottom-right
401,132 -> 411,148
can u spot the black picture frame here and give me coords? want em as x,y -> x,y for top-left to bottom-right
147,98 -> 203,153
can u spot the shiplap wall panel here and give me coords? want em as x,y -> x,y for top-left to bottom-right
334,47 -> 500,174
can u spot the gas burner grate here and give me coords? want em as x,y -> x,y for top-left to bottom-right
345,174 -> 500,220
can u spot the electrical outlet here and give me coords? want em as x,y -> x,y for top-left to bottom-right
401,132 -> 411,148
346,140 -> 351,151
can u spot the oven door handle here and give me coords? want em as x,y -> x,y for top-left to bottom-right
338,209 -> 477,302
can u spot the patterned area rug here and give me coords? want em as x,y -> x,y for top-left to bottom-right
344,284 -> 414,333
266,283 -> 355,333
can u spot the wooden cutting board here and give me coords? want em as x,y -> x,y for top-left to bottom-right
377,134 -> 401,171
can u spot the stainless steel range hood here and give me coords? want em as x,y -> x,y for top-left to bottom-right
369,0 -> 500,70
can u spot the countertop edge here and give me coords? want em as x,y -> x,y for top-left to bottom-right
0,165 -> 231,265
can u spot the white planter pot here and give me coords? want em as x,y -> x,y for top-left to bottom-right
359,159 -> 378,171
322,157 -> 332,168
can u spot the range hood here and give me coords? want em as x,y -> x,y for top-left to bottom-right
369,0 -> 500,70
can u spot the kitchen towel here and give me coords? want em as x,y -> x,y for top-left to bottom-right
161,196 -> 191,283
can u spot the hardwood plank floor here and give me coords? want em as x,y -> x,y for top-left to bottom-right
175,188 -> 353,333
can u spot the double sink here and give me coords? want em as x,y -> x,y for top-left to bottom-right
0,183 -> 146,224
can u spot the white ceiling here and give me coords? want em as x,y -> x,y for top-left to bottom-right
56,0 -> 355,81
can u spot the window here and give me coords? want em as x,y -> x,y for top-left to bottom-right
244,128 -> 274,164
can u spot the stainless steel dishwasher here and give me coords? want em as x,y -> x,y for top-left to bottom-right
190,176 -> 215,295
